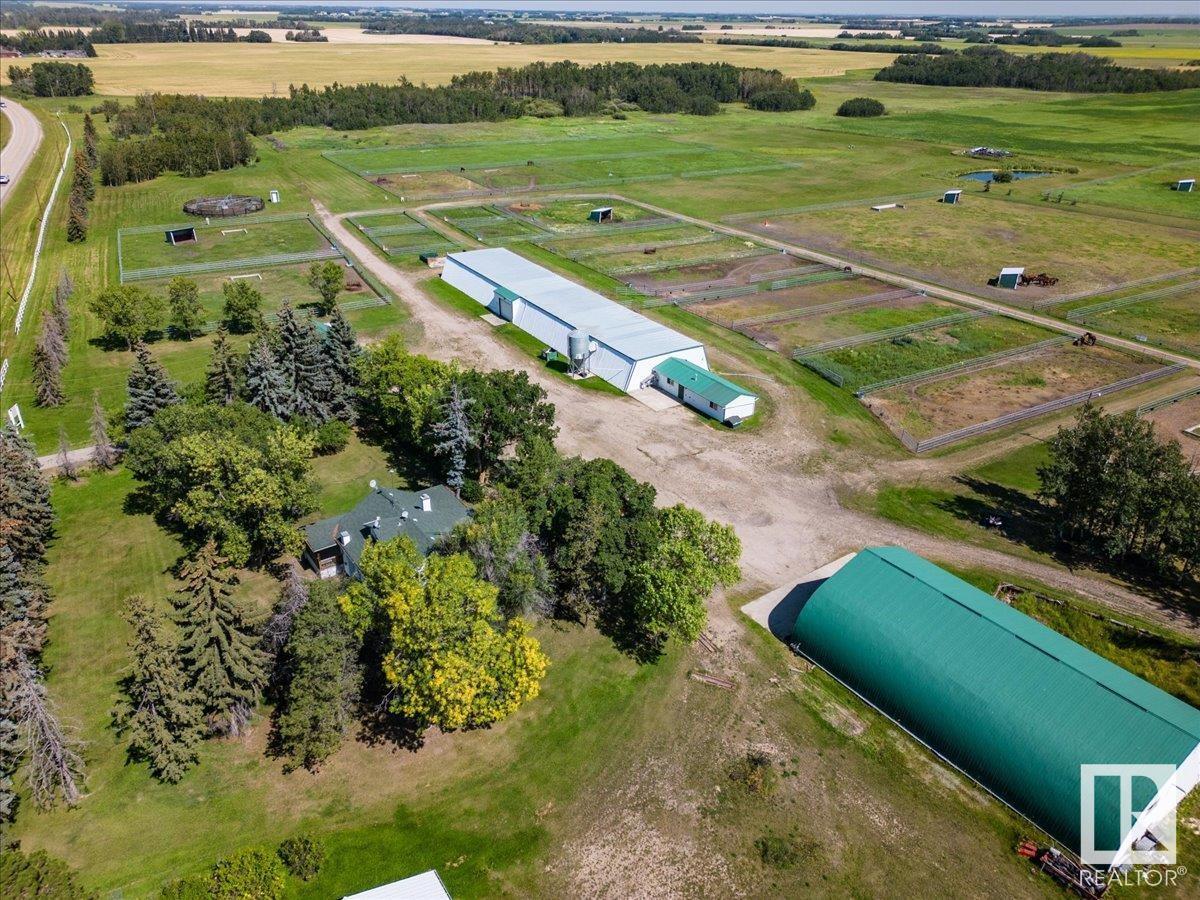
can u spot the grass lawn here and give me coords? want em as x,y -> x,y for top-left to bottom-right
769,298 -> 964,353
119,217 -> 331,274
1073,288 -> 1200,358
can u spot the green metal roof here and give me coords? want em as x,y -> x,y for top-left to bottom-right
790,547 -> 1200,856
653,357 -> 756,407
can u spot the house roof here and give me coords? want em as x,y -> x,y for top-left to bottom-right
999,266 -> 1025,276
789,546 -> 1200,857
653,357 -> 756,407
446,248 -> 702,362
303,485 -> 469,569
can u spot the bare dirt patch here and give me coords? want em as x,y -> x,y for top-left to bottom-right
868,344 -> 1159,439
374,170 -> 481,199
1145,395 -> 1200,457
625,252 -> 818,295
688,276 -> 882,324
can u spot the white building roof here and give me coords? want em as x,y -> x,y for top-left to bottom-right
343,870 -> 451,900
446,248 -> 702,362
999,266 -> 1025,276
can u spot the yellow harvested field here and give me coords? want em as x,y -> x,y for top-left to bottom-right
1,42 -> 893,97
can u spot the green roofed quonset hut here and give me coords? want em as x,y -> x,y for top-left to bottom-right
652,357 -> 757,425
789,547 -> 1200,868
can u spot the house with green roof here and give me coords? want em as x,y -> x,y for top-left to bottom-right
652,357 -> 757,425
302,484 -> 470,580
781,547 -> 1200,868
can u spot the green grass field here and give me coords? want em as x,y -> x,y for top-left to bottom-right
809,316 -> 1055,390
119,216 -> 332,274
767,298 -> 965,353
1073,288 -> 1200,357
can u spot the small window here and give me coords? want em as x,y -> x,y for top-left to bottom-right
666,378 -> 674,386
709,401 -> 718,410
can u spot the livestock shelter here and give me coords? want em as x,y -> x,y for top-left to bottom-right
943,189 -> 963,205
1176,178 -> 1195,193
165,226 -> 196,245
442,248 -> 709,392
997,266 -> 1024,289
302,484 -> 469,580
789,547 -> 1200,868
589,206 -> 614,223
653,357 -> 757,424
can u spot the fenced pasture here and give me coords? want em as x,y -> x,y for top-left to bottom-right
1139,387 -> 1200,452
370,170 -> 481,200
136,262 -> 384,331
740,196 -> 1200,302
507,198 -> 660,230
118,215 -> 338,282
348,211 -> 460,257
776,298 -> 972,357
867,343 -> 1165,444
624,250 -> 814,295
678,274 -> 881,323
1066,284 -> 1200,357
543,223 -> 717,258
584,236 -> 771,277
1044,165 -> 1200,222
802,316 -> 1056,392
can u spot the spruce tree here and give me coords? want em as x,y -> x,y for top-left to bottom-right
31,327 -> 65,408
72,149 -> 95,202
323,306 -> 358,424
204,325 -> 241,406
0,427 -> 54,564
65,200 -> 87,244
53,269 -> 73,339
113,595 -> 204,783
174,541 -> 267,736
431,380 -> 475,495
89,391 -> 117,470
275,304 -> 329,422
56,427 -> 77,481
242,336 -> 291,419
83,113 -> 99,166
0,544 -> 49,659
125,343 -> 179,432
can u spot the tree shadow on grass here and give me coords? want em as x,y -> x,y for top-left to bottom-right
937,475 -> 1200,626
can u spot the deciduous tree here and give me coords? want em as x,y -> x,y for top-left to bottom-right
167,276 -> 203,339
89,284 -> 165,348
306,259 -> 344,316
221,280 -> 264,334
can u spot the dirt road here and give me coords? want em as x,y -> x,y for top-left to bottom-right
0,98 -> 43,208
315,201 -> 1198,637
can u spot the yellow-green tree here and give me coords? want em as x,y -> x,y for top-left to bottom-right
342,537 -> 548,731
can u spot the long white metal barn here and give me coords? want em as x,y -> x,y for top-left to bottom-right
442,248 -> 709,392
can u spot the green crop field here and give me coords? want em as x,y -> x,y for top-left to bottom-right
808,316 -> 1056,389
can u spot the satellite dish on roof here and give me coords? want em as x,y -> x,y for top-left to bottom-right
369,479 -> 378,490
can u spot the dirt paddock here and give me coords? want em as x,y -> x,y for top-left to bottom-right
627,252 -> 819,295
1145,395 -> 1200,458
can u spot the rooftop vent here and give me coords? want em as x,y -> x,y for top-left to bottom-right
338,530 -> 352,546
420,493 -> 432,512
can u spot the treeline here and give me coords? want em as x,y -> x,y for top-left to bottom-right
716,36 -> 812,49
88,21 -> 256,44
96,60 -> 808,182
0,28 -> 95,56
362,15 -> 702,45
1039,405 -> 1199,577
1,429 -> 87,822
876,47 -> 1200,92
829,40 -> 953,55
5,61 -> 93,96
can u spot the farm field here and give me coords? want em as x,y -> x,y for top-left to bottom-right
748,195 -> 1200,301
371,169 -> 480,199
3,42 -> 896,96
807,316 -> 1056,390
540,223 -> 715,256
118,216 -> 333,276
1051,167 -> 1200,221
507,197 -> 661,229
626,252 -> 813,294
867,343 -> 1161,440
584,236 -> 769,275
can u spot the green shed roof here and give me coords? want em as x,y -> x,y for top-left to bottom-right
653,357 -> 756,408
790,547 -> 1200,856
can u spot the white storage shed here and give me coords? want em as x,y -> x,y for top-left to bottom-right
442,248 -> 708,392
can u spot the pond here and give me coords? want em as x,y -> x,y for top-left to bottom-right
960,170 -> 1050,183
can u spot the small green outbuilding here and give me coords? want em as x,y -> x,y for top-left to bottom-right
790,547 -> 1200,865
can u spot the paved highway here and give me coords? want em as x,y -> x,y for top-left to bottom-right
0,98 -> 44,207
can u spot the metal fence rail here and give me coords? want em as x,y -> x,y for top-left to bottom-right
648,267 -> 846,306
732,289 -> 917,328
122,247 -> 342,282
799,357 -> 846,388
117,211 -> 309,237
1065,279 -> 1200,320
900,365 -> 1187,453
532,217 -> 678,242
853,336 -> 1074,397
792,310 -> 989,358
1030,267 -> 1200,309
1136,384 -> 1200,416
